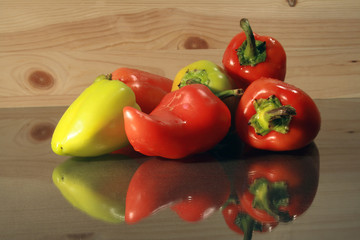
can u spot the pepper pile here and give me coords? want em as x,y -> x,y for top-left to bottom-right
51,18 -> 320,159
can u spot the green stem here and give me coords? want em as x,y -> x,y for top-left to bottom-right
250,179 -> 281,219
237,18 -> 267,67
243,215 -> 255,240
240,18 -> 257,60
184,78 -> 202,85
215,88 -> 243,100
249,95 -> 296,136
178,69 -> 210,89
267,106 -> 297,122
94,73 -> 112,82
249,178 -> 293,222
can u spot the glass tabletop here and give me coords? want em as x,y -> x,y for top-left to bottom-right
0,98 -> 359,240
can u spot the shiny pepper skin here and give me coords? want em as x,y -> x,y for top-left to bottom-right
223,18 -> 286,90
123,84 -> 231,159
51,76 -> 140,157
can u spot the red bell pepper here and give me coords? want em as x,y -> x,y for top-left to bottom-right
222,18 -> 286,90
123,84 -> 231,159
111,67 -> 173,113
235,77 -> 321,151
222,202 -> 278,240
125,154 -> 230,224
235,143 -> 320,224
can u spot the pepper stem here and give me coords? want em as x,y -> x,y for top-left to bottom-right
249,95 -> 296,136
237,18 -> 267,66
249,178 -> 293,222
178,69 -> 210,89
94,73 -> 112,82
235,213 -> 255,240
215,88 -> 243,100
240,18 -> 257,60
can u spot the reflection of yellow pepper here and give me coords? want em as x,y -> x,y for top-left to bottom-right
51,75 -> 140,157
52,154 -> 140,223
172,60 -> 235,93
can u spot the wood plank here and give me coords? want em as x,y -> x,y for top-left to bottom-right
1,0 -> 360,107
1,6 -> 360,52
1,47 -> 359,108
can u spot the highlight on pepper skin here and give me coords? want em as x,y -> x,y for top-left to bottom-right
51,77 -> 141,157
123,84 -> 231,159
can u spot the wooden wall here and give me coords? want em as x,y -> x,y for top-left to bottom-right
1,0 -> 360,108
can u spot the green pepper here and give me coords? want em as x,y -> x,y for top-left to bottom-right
171,60 -> 235,93
51,76 -> 140,157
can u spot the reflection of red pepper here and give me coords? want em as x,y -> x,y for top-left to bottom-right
125,154 -> 230,224
222,18 -> 286,90
123,84 -> 231,159
235,143 -> 319,223
111,68 -> 173,113
222,202 -> 278,240
236,78 -> 321,151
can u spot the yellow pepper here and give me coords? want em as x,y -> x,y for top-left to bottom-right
51,75 -> 140,157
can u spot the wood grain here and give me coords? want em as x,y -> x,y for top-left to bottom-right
1,0 -> 360,108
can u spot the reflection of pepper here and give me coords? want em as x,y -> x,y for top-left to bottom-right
51,76 -> 140,157
125,154 -> 230,224
123,84 -> 231,159
52,154 -> 140,223
171,60 -> 235,93
222,18 -> 286,90
236,143 -> 319,223
110,68 -> 173,113
222,202 -> 278,240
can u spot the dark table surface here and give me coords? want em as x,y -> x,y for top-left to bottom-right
1,98 -> 359,240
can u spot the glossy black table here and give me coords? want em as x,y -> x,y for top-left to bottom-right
1,98 -> 359,240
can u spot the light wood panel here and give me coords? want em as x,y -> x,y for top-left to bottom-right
1,0 -> 360,108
